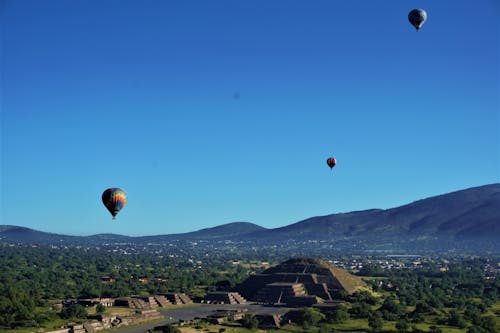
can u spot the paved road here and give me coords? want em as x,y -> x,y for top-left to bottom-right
160,303 -> 290,322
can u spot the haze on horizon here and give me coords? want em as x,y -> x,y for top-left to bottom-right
1,1 -> 498,236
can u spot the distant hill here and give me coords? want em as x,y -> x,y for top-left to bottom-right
0,225 -> 79,244
1,184 -> 498,249
0,222 -> 266,245
0,226 -> 134,244
242,184 -> 499,242
137,222 -> 267,242
179,221 -> 266,238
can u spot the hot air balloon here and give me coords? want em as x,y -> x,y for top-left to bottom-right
102,188 -> 127,219
408,9 -> 427,31
327,157 -> 337,170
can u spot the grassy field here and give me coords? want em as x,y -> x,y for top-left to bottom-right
3,301 -> 499,333
179,322 -> 309,333
0,306 -> 143,333
86,306 -> 136,317
488,301 -> 500,331
107,307 -> 137,316
0,318 -> 68,333
178,316 -> 480,333
180,325 -> 266,333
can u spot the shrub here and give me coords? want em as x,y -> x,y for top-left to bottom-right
60,304 -> 87,319
241,314 -> 258,330
95,303 -> 106,314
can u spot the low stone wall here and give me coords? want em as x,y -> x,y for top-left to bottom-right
43,309 -> 164,333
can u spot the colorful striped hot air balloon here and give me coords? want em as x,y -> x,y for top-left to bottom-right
102,188 -> 127,219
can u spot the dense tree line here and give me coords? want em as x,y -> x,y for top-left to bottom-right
0,244 -> 498,331
0,244 -> 249,328
353,260 -> 499,332
291,260 -> 499,332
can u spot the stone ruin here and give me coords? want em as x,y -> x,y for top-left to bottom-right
236,257 -> 367,306
114,294 -> 193,309
114,295 -> 172,309
202,291 -> 247,304
43,310 -> 164,333
160,292 -> 193,305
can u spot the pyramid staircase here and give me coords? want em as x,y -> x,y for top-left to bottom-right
178,293 -> 193,304
203,292 -> 247,304
153,295 -> 172,307
162,293 -> 193,305
231,292 -> 247,304
254,283 -> 306,304
130,298 -> 150,309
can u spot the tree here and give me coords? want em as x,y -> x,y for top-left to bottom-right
447,310 -> 466,329
357,264 -> 386,277
299,307 -> 325,327
319,323 -> 329,333
368,311 -> 383,332
96,303 -> 106,314
60,304 -> 87,319
350,290 -> 378,305
78,284 -> 100,299
396,319 -> 409,333
0,286 -> 36,328
466,328 -> 487,333
326,304 -> 349,324
410,312 -> 425,323
476,316 -> 495,332
413,300 -> 433,314
349,302 -> 371,319
241,314 -> 259,330
380,297 -> 406,320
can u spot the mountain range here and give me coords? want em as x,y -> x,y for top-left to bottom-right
1,184 -> 499,249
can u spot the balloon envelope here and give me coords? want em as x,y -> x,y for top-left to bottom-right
102,188 -> 127,219
408,9 -> 427,31
327,157 -> 337,169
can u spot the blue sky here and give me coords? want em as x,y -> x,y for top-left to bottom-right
1,0 -> 498,236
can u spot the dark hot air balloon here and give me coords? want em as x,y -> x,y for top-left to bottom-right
408,9 -> 427,31
102,188 -> 127,219
327,157 -> 337,170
